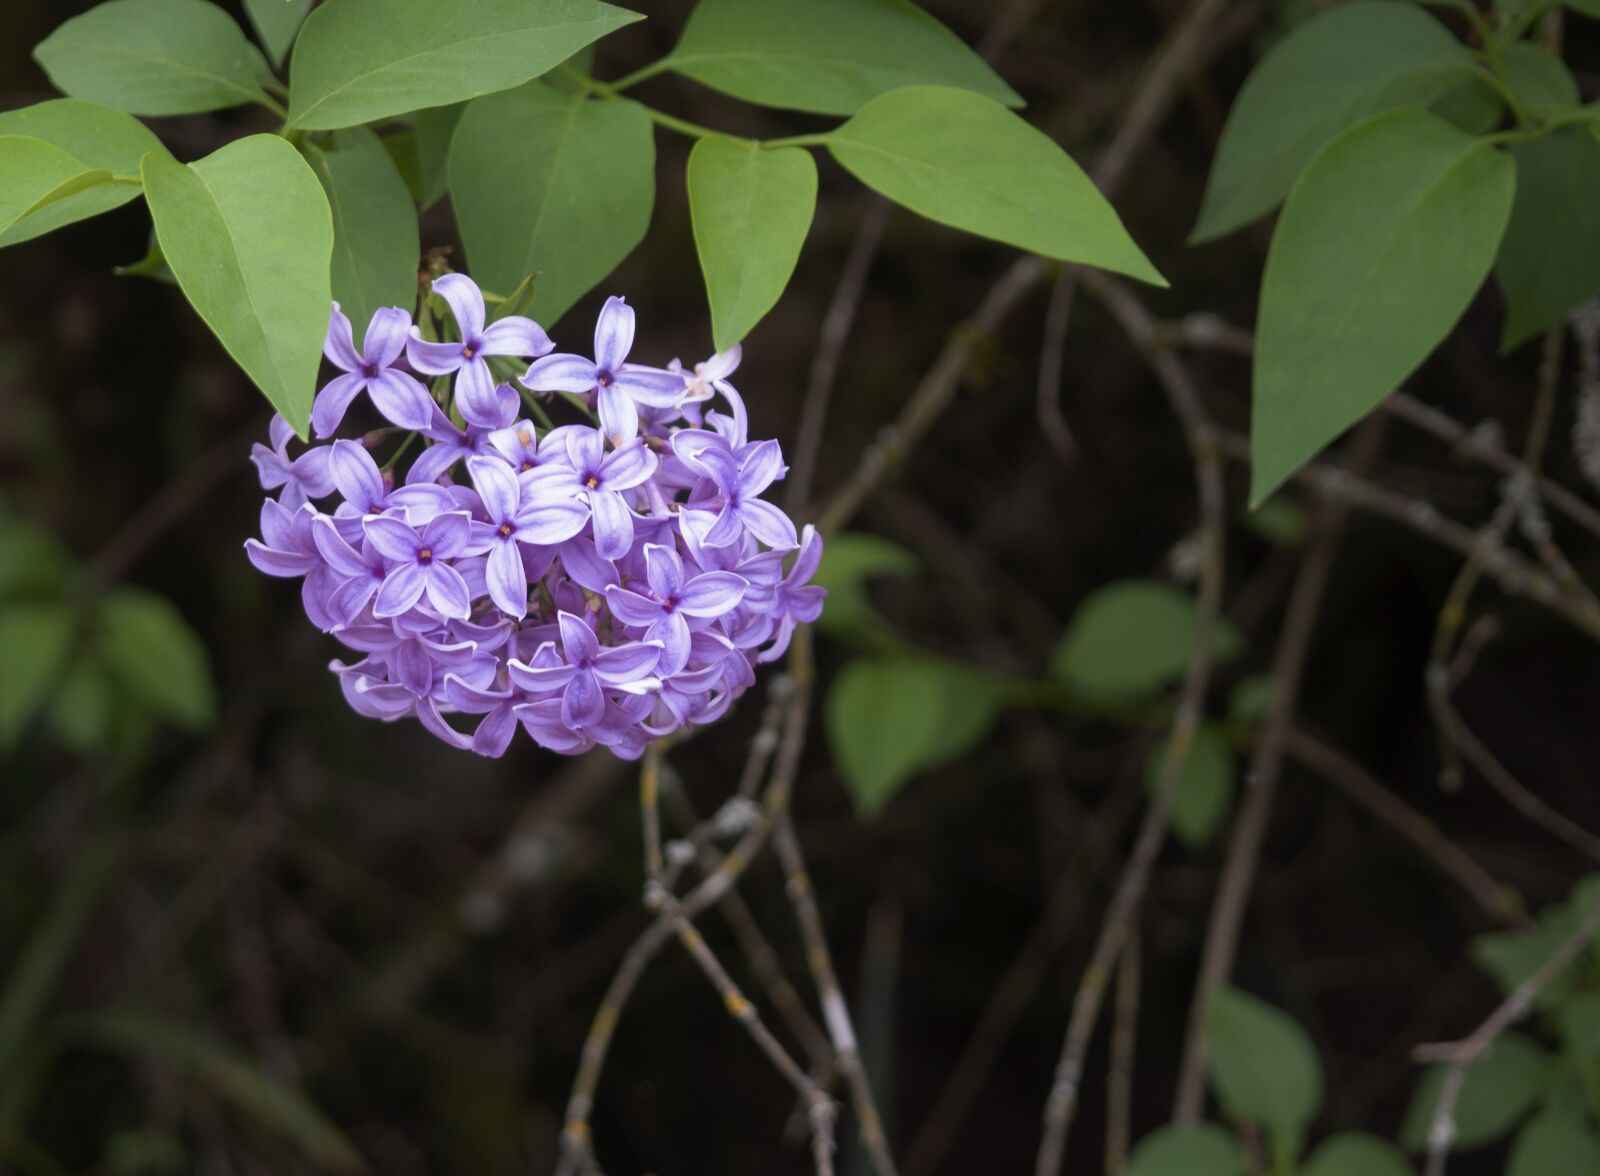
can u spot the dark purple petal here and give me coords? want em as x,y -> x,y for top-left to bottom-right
786,584 -> 827,623
594,295 -> 635,372
485,540 -> 529,618
391,638 -> 433,696
558,537 -> 618,593
330,440 -> 385,512
514,698 -> 590,753
373,561 -> 427,616
588,488 -> 635,560
323,302 -> 362,371
431,273 -> 486,341
311,371 -> 368,438
406,334 -> 466,375
479,315 -> 553,358
363,306 -> 413,366
471,704 -> 518,757
367,369 -> 434,430
678,571 -> 747,617
329,574 -> 380,625
524,352 -> 599,393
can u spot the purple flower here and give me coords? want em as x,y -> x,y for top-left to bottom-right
675,436 -> 798,550
251,415 -> 334,512
523,296 -> 685,443
407,274 -> 554,427
406,402 -> 512,486
314,304 -> 434,436
311,515 -> 388,625
550,428 -> 658,560
364,511 -> 474,620
606,544 -> 747,674
757,525 -> 827,663
465,456 -> 587,618
508,611 -> 662,730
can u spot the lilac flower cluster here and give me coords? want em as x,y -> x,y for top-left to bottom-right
247,275 -> 824,760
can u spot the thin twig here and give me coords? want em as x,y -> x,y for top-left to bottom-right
1035,268 -> 1080,460
1104,929 -> 1140,1176
1171,416 -> 1378,1123
1415,895 -> 1600,1176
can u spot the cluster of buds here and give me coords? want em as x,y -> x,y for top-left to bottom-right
247,274 -> 824,760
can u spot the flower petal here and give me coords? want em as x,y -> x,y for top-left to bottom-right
516,497 -> 589,545
421,510 -> 473,559
561,667 -> 606,728
557,610 -> 600,664
605,585 -> 666,627
615,364 -> 687,408
431,272 -> 486,341
737,498 -> 798,550
362,514 -> 420,561
363,305 -> 413,366
736,438 -> 785,498
594,295 -> 635,372
367,369 -> 434,430
330,439 -> 385,512
467,455 -> 520,523
596,440 -> 657,491
479,314 -> 554,359
597,381 -> 638,445
311,515 -> 370,578
373,561 -> 427,616
423,562 -> 472,620
454,360 -> 503,427
588,487 -> 635,560
593,638 -> 662,684
506,658 -> 575,693
311,371 -> 368,438
244,538 -> 317,578
406,334 -> 465,375
323,302 -> 362,371
678,571 -> 748,617
524,352 -> 599,393
642,544 -> 683,599
485,539 -> 529,618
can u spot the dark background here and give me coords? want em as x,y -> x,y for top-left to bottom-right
3,1 -> 1599,1173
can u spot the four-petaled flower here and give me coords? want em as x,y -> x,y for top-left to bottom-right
509,612 -> 663,730
314,303 -> 433,436
251,414 -> 334,512
606,544 -> 747,674
364,511 -> 474,620
466,456 -> 587,618
553,428 -> 658,560
407,274 -> 554,427
676,436 -> 798,550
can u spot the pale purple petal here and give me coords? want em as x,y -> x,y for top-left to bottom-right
479,315 -> 554,358
421,511 -> 472,559
615,365 -> 688,408
593,639 -> 662,684
472,705 -> 518,757
244,538 -> 316,578
557,611 -> 599,664
406,335 -> 466,375
597,381 -> 638,445
736,439 -> 785,498
786,584 -> 827,623
486,540 -> 529,618
559,537 -> 619,593
391,639 -> 434,696
678,571 -> 747,617
562,667 -> 605,728
367,369 -> 434,430
362,514 -> 420,561
596,440 -> 656,491
652,614 -> 692,675
323,302 -> 362,371
594,295 -> 635,372
516,497 -> 589,545
330,440 -> 385,512
406,440 -> 463,485
423,562 -> 471,620
373,562 -> 427,616
605,585 -> 666,627
291,446 -> 336,499
311,516 -> 369,578
467,455 -> 520,523
454,360 -> 503,427
588,488 -> 635,560
738,498 -> 798,550
311,371 -> 368,438
431,273 -> 486,341
790,524 -> 824,583
362,306 -> 413,366
507,658 -> 576,693
329,574 -> 379,624
524,352 -> 599,393
643,545 -> 683,599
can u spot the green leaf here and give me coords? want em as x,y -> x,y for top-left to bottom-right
813,532 -> 919,638
1559,991 -> 1600,1056
114,231 -> 177,285
1508,1111 -> 1600,1176
0,136 -> 114,238
305,128 -> 420,332
1429,76 -> 1505,135
826,656 -> 1002,815
1052,579 -> 1243,699
0,513 -> 73,598
1569,0 -> 1600,18
688,138 -> 816,352
1144,724 -> 1236,849
98,587 -> 215,732
242,0 -> 312,67
1304,1132 -> 1414,1176
827,87 -> 1164,285
414,103 -> 466,208
0,838 -> 122,1084
450,82 -> 654,328
1502,42 -> 1579,110
68,1009 -> 363,1171
1190,1 -> 1479,243
142,134 -> 333,434
665,0 -> 1019,116
286,0 -> 642,130
33,0 -> 274,117
1125,1124 -> 1245,1176
1472,877 -> 1600,1010
49,655 -> 117,756
1228,674 -> 1275,724
0,603 -> 74,750
1495,126 -> 1600,350
1244,494 -> 1307,547
1205,986 -> 1323,1162
0,101 -> 166,246
1403,1032 -> 1553,1150
1250,109 -> 1514,504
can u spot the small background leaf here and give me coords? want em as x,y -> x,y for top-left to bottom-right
0,602 -> 75,750
1403,1032 -> 1554,1150
812,532 -> 919,639
1205,986 -> 1323,1162
1304,1131 -> 1415,1176
142,134 -> 333,434
33,0 -> 274,116
1052,579 -> 1243,698
1507,1110 -> 1600,1176
1125,1124 -> 1245,1176
687,138 -> 817,352
1495,126 -> 1600,350
1144,724 -> 1236,849
98,587 -> 216,732
450,83 -> 654,328
665,0 -> 1020,116
826,656 -> 1002,815
826,86 -> 1164,285
242,0 -> 312,67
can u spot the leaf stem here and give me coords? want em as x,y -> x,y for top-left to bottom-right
761,133 -> 834,150
609,57 -> 672,92
255,91 -> 289,121
560,65 -> 748,143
